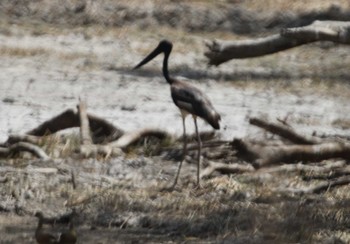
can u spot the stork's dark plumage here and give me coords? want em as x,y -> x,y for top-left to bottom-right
134,40 -> 220,188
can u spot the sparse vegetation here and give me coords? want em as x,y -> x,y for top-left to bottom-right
1,0 -> 350,243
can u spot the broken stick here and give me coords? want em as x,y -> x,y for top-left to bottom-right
78,100 -> 92,145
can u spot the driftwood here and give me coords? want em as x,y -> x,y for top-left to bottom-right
249,118 -> 320,145
232,139 -> 350,168
0,142 -> 50,160
229,117 -> 350,168
205,20 -> 350,65
79,128 -> 171,158
6,134 -> 44,145
109,128 -> 170,148
78,99 -> 94,157
25,109 -> 123,144
78,99 -> 93,145
199,117 -> 350,193
2,101 -> 175,159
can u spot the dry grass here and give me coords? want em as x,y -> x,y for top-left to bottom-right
2,141 -> 350,243
0,46 -> 48,57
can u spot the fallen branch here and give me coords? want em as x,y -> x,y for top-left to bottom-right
78,99 -> 92,146
26,109 -> 78,136
281,20 -> 350,44
249,117 -> 320,145
232,139 -> 350,168
6,134 -> 44,145
0,142 -> 50,160
109,128 -> 171,149
25,109 -> 123,144
78,128 -> 171,157
205,20 -> 350,65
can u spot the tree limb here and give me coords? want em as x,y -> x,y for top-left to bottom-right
78,128 -> 171,158
6,134 -> 44,145
24,108 -> 123,144
78,99 -> 92,146
232,139 -> 350,168
281,20 -> 350,44
0,142 -> 50,160
205,20 -> 350,66
249,117 -> 320,145
108,128 -> 171,149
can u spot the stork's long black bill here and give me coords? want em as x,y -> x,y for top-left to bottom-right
133,45 -> 163,70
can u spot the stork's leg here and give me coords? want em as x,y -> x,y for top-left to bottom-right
171,115 -> 187,189
193,116 -> 202,187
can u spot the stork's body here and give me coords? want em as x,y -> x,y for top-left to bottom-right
134,40 -> 220,188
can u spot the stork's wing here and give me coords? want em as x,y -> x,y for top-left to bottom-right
171,80 -> 220,129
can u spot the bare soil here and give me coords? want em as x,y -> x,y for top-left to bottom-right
1,1 -> 350,243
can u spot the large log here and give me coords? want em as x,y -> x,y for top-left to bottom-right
205,20 -> 350,66
232,139 -> 350,168
249,117 -> 320,145
24,109 -> 123,144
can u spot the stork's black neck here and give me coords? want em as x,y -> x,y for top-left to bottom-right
162,51 -> 173,84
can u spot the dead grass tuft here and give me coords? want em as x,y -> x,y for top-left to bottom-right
0,46 -> 48,57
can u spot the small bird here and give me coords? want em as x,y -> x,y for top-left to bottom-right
58,221 -> 77,244
134,40 -> 221,188
34,212 -> 58,244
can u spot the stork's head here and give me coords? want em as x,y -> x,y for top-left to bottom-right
133,39 -> 173,69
